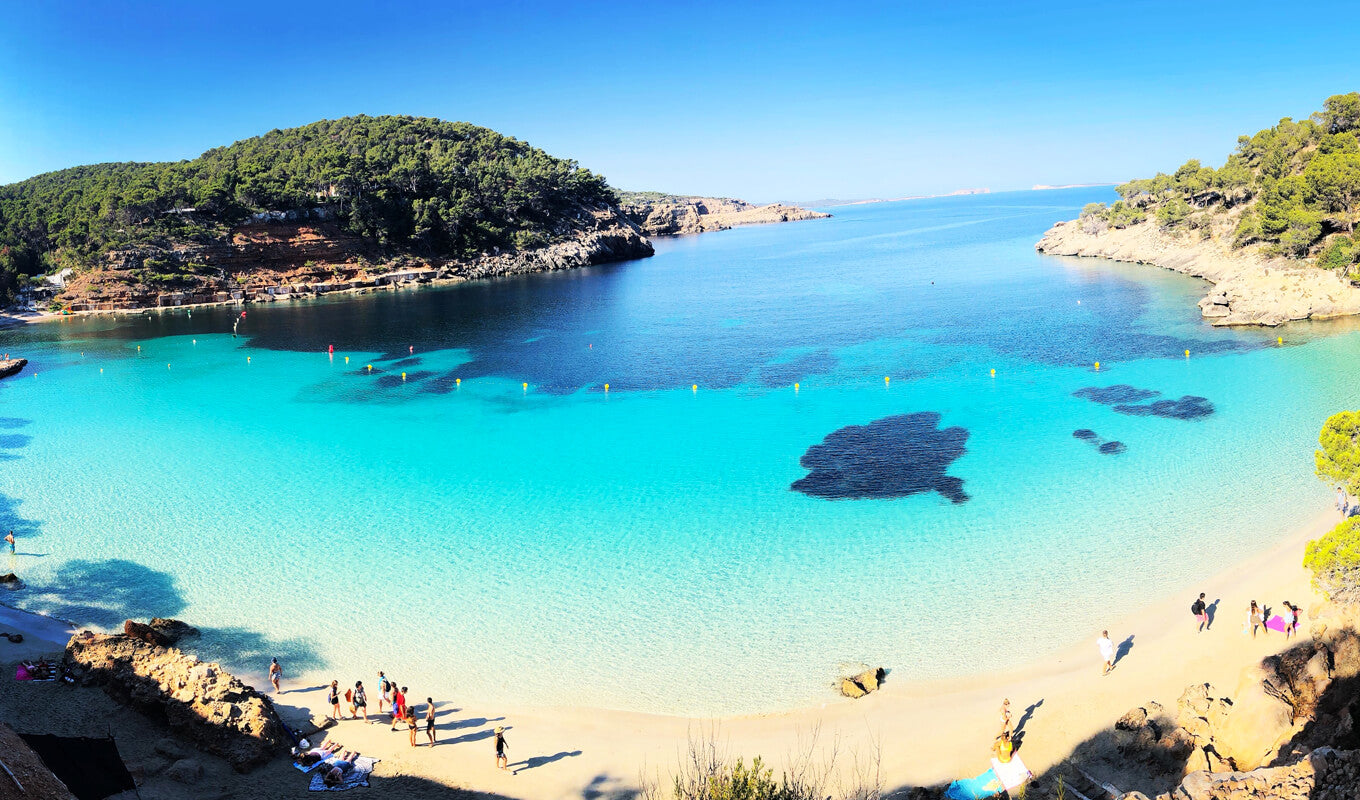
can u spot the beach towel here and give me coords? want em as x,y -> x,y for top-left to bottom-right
308,757 -> 378,791
1265,615 -> 1295,633
990,754 -> 1032,791
944,767 -> 1003,800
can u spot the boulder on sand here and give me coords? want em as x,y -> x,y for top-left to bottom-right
839,667 -> 886,699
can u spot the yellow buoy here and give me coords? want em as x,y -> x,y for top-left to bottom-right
344,356 -> 349,363
1185,349 -> 1190,358
794,382 -> 799,391
99,368 -> 103,374
990,368 -> 996,376
456,378 -> 461,386
137,345 -> 141,352
603,383 -> 609,392
692,384 -> 698,392
523,382 -> 529,390
367,364 -> 373,372
1277,336 -> 1283,346
1094,361 -> 1100,370
402,372 -> 407,381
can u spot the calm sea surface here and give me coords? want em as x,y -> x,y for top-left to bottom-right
3,188 -> 1358,714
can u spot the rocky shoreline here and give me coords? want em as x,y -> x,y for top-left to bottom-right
1036,217 -> 1360,326
619,194 -> 830,236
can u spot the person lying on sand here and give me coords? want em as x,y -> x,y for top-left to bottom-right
297,741 -> 343,767
322,752 -> 361,787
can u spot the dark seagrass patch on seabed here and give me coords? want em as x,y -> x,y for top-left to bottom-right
1098,441 -> 1127,454
791,412 -> 969,503
1073,429 -> 1126,455
1074,384 -> 1214,420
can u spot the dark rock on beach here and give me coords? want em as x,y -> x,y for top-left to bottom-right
0,358 -> 27,379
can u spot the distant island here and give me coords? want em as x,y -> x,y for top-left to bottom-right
1037,93 -> 1360,326
1031,183 -> 1116,191
0,116 -> 826,315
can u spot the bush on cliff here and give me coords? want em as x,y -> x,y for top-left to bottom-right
1316,410 -> 1360,497
1305,517 -> 1360,605
1113,93 -> 1360,258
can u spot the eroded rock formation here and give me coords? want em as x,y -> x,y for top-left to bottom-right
65,625 -> 287,770
620,195 -> 829,236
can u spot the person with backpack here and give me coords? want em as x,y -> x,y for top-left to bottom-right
1191,593 -> 1209,632
353,681 -> 369,722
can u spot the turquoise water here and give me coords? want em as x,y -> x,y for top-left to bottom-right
3,188 -> 1360,715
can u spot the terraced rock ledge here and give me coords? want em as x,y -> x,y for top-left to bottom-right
1037,217 -> 1360,327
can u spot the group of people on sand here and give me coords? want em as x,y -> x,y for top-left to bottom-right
322,671 -> 439,748
1188,591 -> 1302,640
296,742 -> 364,787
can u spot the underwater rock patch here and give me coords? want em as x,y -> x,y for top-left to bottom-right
1114,396 -> 1214,420
791,412 -> 969,503
757,350 -> 838,388
1074,384 -> 1214,421
1098,441 -> 1127,455
1073,385 -> 1160,405
1072,429 -> 1099,440
1073,429 -> 1127,455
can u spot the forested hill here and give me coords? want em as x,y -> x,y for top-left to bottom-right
0,116 -> 627,301
1077,93 -> 1360,274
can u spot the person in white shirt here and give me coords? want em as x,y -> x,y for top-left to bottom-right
1097,630 -> 1116,675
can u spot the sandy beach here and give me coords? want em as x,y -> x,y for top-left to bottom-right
0,505 -> 1335,799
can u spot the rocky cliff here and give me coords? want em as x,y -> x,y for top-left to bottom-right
619,194 -> 830,236
1036,217 -> 1360,326
65,623 -> 288,771
51,207 -> 653,313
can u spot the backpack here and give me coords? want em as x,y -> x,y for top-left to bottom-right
1191,600 -> 1202,615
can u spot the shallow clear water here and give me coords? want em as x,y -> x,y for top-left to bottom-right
3,188 -> 1359,715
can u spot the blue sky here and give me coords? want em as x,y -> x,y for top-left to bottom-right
2,0 -> 1358,201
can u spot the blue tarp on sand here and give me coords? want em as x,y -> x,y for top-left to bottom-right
944,767 -> 1004,800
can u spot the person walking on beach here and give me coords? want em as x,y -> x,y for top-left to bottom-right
353,681 -> 368,722
328,680 -> 342,721
1192,593 -> 1209,632
1097,630 -> 1115,675
1339,488 -> 1348,518
1249,601 -> 1265,639
269,657 -> 282,693
4,530 -> 13,554
1282,601 -> 1297,640
407,709 -> 419,747
378,671 -> 391,714
390,686 -> 408,731
425,697 -> 436,746
999,698 -> 1011,736
494,726 -> 509,770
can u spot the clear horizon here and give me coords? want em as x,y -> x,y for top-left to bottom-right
3,0 -> 1359,201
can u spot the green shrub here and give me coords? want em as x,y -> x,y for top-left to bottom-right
1318,236 -> 1359,271
1156,197 -> 1192,229
1305,517 -> 1360,605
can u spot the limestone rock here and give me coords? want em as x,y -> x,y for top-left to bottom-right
153,737 -> 189,759
838,667 -> 885,699
840,678 -> 867,699
0,572 -> 22,589
149,618 -> 200,644
1036,217 -> 1360,327
165,758 -> 203,784
621,196 -> 830,237
123,619 -> 171,647
66,626 -> 288,770
0,358 -> 27,380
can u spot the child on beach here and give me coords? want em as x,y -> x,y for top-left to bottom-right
269,657 -> 282,693
1097,630 -> 1115,675
1191,593 -> 1208,632
328,680 -> 342,721
1249,601 -> 1264,639
495,726 -> 509,770
426,698 -> 437,746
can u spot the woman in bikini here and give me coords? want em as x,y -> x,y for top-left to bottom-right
328,680 -> 341,721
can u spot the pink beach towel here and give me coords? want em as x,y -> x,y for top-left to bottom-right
1265,616 -> 1293,633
